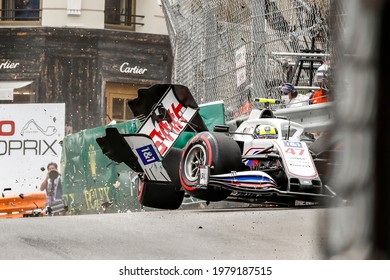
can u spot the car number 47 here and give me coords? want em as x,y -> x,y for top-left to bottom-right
285,148 -> 304,155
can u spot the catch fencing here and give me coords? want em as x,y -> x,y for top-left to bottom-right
161,0 -> 330,119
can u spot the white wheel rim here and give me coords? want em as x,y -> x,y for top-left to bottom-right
183,144 -> 207,182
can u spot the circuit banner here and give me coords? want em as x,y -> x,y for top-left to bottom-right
0,103 -> 65,195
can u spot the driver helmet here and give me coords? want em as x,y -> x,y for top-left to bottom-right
314,63 -> 330,87
255,125 -> 278,139
281,83 -> 295,94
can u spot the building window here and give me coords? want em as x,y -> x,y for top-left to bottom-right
105,0 -> 143,30
110,95 -> 134,122
0,0 -> 40,22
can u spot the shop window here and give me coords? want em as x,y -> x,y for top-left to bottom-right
105,83 -> 141,124
0,0 -> 41,22
109,95 -> 134,123
0,81 -> 36,104
105,0 -> 143,30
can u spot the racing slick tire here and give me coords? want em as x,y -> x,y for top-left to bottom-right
138,147 -> 185,209
179,131 -> 243,202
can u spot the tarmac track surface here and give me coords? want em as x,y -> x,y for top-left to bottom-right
0,206 -> 334,260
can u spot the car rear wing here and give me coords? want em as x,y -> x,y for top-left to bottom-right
97,84 -> 208,172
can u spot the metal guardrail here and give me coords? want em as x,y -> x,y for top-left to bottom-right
105,14 -> 145,27
272,52 -> 330,58
0,8 -> 41,21
0,192 -> 46,218
274,102 -> 334,133
226,102 -> 334,134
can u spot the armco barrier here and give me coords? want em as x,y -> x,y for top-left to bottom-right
274,102 -> 334,133
0,192 -> 46,218
227,102 -> 334,133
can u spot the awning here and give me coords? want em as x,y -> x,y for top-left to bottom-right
0,81 -> 33,101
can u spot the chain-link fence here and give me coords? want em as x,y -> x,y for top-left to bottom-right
161,0 -> 330,119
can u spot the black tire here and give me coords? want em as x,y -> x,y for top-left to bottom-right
179,131 -> 243,202
138,147 -> 184,209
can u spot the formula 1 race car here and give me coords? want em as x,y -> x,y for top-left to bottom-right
97,84 -> 338,209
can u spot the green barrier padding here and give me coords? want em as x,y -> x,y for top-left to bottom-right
61,102 -> 225,214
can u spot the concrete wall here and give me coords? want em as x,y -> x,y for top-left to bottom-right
40,0 -> 167,34
135,0 -> 168,35
42,0 -> 105,29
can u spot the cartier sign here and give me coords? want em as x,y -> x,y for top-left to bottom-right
120,62 -> 148,75
0,60 -> 20,70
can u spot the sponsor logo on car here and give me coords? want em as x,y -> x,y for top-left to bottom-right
283,141 -> 303,148
138,88 -> 197,156
136,144 -> 160,166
